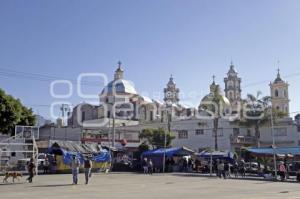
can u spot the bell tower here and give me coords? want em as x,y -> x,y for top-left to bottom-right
164,75 -> 180,104
114,61 -> 124,80
270,69 -> 290,115
224,62 -> 242,112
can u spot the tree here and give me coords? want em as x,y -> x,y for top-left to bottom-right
199,84 -> 229,151
235,91 -> 286,147
0,88 -> 36,135
139,128 -> 175,149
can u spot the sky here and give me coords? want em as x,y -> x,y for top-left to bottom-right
0,0 -> 300,120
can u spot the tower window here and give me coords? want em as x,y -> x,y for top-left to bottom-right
82,111 -> 86,122
284,90 -> 287,97
275,89 -> 279,97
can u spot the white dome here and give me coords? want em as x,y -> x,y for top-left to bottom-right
101,79 -> 138,95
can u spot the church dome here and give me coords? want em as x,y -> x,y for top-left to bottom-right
101,62 -> 138,96
199,80 -> 231,112
101,79 -> 138,95
200,93 -> 230,106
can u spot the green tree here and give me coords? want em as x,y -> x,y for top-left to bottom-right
235,91 -> 286,147
199,84 -> 229,151
139,128 -> 175,149
0,88 -> 36,135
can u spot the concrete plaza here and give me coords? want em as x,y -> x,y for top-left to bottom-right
1,173 -> 300,199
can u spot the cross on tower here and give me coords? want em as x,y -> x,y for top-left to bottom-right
117,61 -> 122,68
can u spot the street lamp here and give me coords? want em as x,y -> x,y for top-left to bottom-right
269,102 -> 278,180
163,100 -> 172,173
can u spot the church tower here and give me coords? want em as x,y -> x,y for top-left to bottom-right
114,61 -> 124,80
224,62 -> 242,112
164,75 -> 180,104
270,69 -> 290,115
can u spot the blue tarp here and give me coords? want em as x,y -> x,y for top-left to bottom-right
62,150 -> 84,165
197,151 -> 235,161
48,147 -> 110,165
247,147 -> 300,155
92,150 -> 111,163
142,147 -> 195,158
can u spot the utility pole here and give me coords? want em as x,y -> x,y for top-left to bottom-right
270,104 -> 278,180
163,101 -> 172,173
60,104 -> 70,127
111,95 -> 116,147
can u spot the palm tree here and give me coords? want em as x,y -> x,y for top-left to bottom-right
235,91 -> 286,147
200,84 -> 229,151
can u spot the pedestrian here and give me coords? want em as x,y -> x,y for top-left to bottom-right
142,158 -> 148,174
84,156 -> 92,185
183,157 -> 188,172
279,162 -> 286,181
224,162 -> 230,178
148,159 -> 153,175
239,160 -> 246,178
26,158 -> 36,183
44,157 -> 50,174
70,155 -> 80,185
233,162 -> 239,178
217,161 -> 225,179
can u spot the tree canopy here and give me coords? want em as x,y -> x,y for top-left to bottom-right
139,128 -> 175,149
0,88 -> 36,135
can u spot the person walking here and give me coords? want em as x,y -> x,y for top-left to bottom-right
142,158 -> 148,174
70,155 -> 80,185
148,159 -> 153,175
84,157 -> 92,185
279,162 -> 286,181
44,157 -> 50,174
217,161 -> 225,179
233,162 -> 239,178
239,160 -> 246,178
224,162 -> 230,179
26,158 -> 36,183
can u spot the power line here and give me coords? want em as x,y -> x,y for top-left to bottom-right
244,71 -> 300,88
0,67 -> 103,87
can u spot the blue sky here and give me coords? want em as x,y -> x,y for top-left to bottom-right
0,0 -> 300,120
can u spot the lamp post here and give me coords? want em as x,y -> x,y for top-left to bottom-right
270,103 -> 278,180
163,101 -> 172,173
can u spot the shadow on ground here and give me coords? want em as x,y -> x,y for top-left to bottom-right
29,184 -> 74,188
171,173 -> 300,184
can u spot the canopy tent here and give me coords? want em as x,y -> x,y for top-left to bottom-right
48,141 -> 110,164
142,147 -> 195,158
246,147 -> 300,156
196,151 -> 236,161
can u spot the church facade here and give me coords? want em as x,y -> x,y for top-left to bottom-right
66,62 -> 300,152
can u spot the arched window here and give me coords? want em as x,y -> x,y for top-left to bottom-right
229,92 -> 233,99
284,90 -> 287,98
275,89 -> 279,97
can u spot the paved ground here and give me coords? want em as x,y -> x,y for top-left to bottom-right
1,173 -> 300,199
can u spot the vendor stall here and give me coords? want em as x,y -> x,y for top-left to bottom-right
48,141 -> 111,173
141,147 -> 195,172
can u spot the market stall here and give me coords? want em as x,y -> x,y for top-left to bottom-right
48,141 -> 111,173
141,147 -> 195,172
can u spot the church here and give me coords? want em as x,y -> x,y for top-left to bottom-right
66,61 -> 299,153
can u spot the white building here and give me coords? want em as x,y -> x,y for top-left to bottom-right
64,62 -> 299,153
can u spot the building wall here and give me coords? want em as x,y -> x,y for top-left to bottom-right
39,126 -> 82,141
171,118 -> 232,152
259,124 -> 300,147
